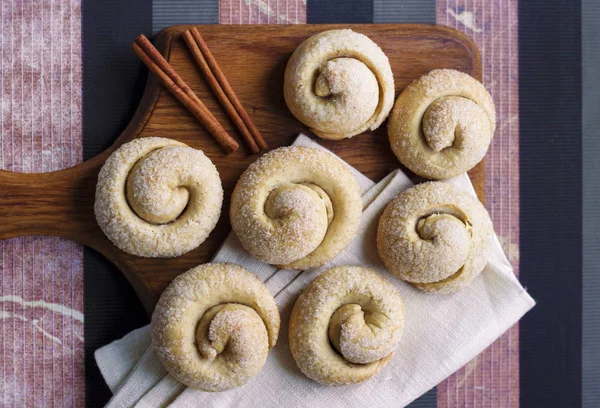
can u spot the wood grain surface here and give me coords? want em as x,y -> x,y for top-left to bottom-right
0,24 -> 483,313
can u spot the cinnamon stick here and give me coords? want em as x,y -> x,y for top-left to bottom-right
133,35 -> 239,153
185,27 -> 268,150
181,30 -> 260,153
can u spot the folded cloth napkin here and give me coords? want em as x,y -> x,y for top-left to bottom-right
95,134 -> 535,408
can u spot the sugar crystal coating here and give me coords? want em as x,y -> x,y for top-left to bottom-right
230,145 -> 362,269
289,266 -> 404,385
377,181 -> 494,293
388,69 -> 496,179
94,137 -> 223,258
284,29 -> 395,140
151,263 -> 280,391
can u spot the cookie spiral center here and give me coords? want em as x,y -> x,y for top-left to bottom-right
263,183 -> 333,263
328,304 -> 396,365
423,96 -> 491,153
415,210 -> 472,282
313,58 -> 379,132
126,147 -> 189,224
195,304 -> 268,366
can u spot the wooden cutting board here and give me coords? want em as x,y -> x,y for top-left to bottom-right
0,24 -> 483,313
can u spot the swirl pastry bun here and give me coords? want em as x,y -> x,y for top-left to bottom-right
230,146 -> 362,269
377,181 -> 493,293
284,29 -> 395,140
289,266 -> 404,385
151,263 -> 280,391
388,69 -> 496,179
94,137 -> 223,258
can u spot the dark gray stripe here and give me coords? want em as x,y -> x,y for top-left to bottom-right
583,0 -> 600,406
374,1 -> 435,24
83,1 -> 152,406
372,1 -> 437,405
83,1 -> 152,160
519,0 -> 582,406
153,0 -> 219,34
307,0 -> 373,23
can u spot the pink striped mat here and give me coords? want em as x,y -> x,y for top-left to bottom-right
436,1 -> 521,407
0,1 -> 83,407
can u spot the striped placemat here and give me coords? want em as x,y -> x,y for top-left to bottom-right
436,1 -> 520,407
0,1 -> 84,407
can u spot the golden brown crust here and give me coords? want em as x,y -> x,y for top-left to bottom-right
388,69 -> 496,179
284,29 -> 395,140
94,137 -> 223,258
289,266 -> 404,385
377,181 -> 493,293
230,146 -> 362,269
151,263 -> 280,392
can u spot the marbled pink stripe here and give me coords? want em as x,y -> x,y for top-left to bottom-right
220,0 -> 307,25
437,1 -> 521,407
0,1 -> 83,407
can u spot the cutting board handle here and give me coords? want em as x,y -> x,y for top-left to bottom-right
0,161 -> 99,245
0,159 -> 159,312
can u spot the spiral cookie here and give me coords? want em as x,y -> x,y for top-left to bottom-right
230,146 -> 361,269
377,182 -> 493,294
94,137 -> 223,258
388,69 -> 496,179
284,29 -> 395,140
289,266 -> 404,385
151,263 -> 280,391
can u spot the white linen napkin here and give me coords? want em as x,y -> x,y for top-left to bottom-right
95,134 -> 535,408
